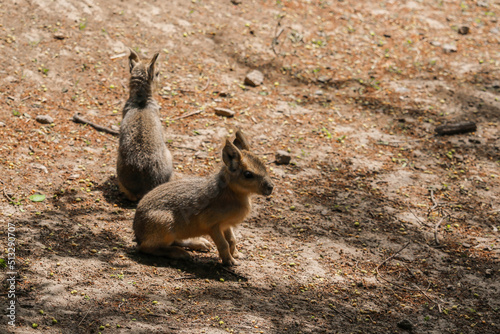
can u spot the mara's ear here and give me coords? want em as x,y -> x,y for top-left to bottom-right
222,139 -> 242,172
129,48 -> 140,73
147,52 -> 160,82
233,129 -> 250,151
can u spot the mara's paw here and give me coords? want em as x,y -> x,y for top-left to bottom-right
175,238 -> 212,252
192,237 -> 212,252
222,256 -> 238,267
232,249 -> 245,259
165,246 -> 192,260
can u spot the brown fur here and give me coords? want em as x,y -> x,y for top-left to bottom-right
116,49 -> 173,201
133,130 -> 274,266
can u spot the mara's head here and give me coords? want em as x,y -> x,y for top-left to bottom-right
128,48 -> 160,91
222,130 -> 274,196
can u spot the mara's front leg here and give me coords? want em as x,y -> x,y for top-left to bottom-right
210,226 -> 237,266
223,227 -> 241,259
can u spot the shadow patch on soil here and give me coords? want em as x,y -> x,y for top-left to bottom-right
12,210 -> 129,262
128,250 -> 248,283
95,175 -> 138,209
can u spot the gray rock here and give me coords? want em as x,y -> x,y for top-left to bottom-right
214,107 -> 235,117
430,41 -> 441,47
275,150 -> 291,165
477,1 -> 489,7
458,26 -> 470,35
244,70 -> 264,87
442,44 -> 457,53
35,115 -> 54,124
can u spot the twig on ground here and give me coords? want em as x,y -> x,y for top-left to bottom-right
429,189 -> 438,213
200,77 -> 210,91
77,305 -> 93,327
376,267 -> 422,292
329,305 -> 354,322
376,241 -> 411,272
172,146 -> 197,151
386,198 -> 427,226
412,283 -> 444,312
110,52 -> 127,60
376,139 -> 424,147
272,14 -> 287,56
174,275 -> 197,280
433,214 -> 449,246
171,109 -> 203,120
3,188 -> 15,204
407,204 -> 427,226
375,242 -> 421,291
435,122 -> 477,136
72,113 -> 119,136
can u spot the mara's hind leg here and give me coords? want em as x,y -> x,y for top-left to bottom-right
118,180 -> 139,202
224,228 -> 241,259
137,233 -> 190,259
138,242 -> 191,259
174,238 -> 212,252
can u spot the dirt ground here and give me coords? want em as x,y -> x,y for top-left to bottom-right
0,0 -> 499,333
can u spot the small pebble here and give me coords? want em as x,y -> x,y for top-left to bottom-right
244,70 -> 264,87
457,26 -> 470,35
214,107 -> 235,117
36,115 -> 54,124
53,33 -> 67,40
442,44 -> 457,53
275,150 -> 291,165
317,76 -> 331,84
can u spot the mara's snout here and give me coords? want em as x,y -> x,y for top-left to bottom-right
262,179 -> 274,196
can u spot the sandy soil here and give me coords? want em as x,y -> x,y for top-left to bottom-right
0,0 -> 499,333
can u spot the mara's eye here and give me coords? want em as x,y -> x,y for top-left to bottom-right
243,171 -> 254,179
